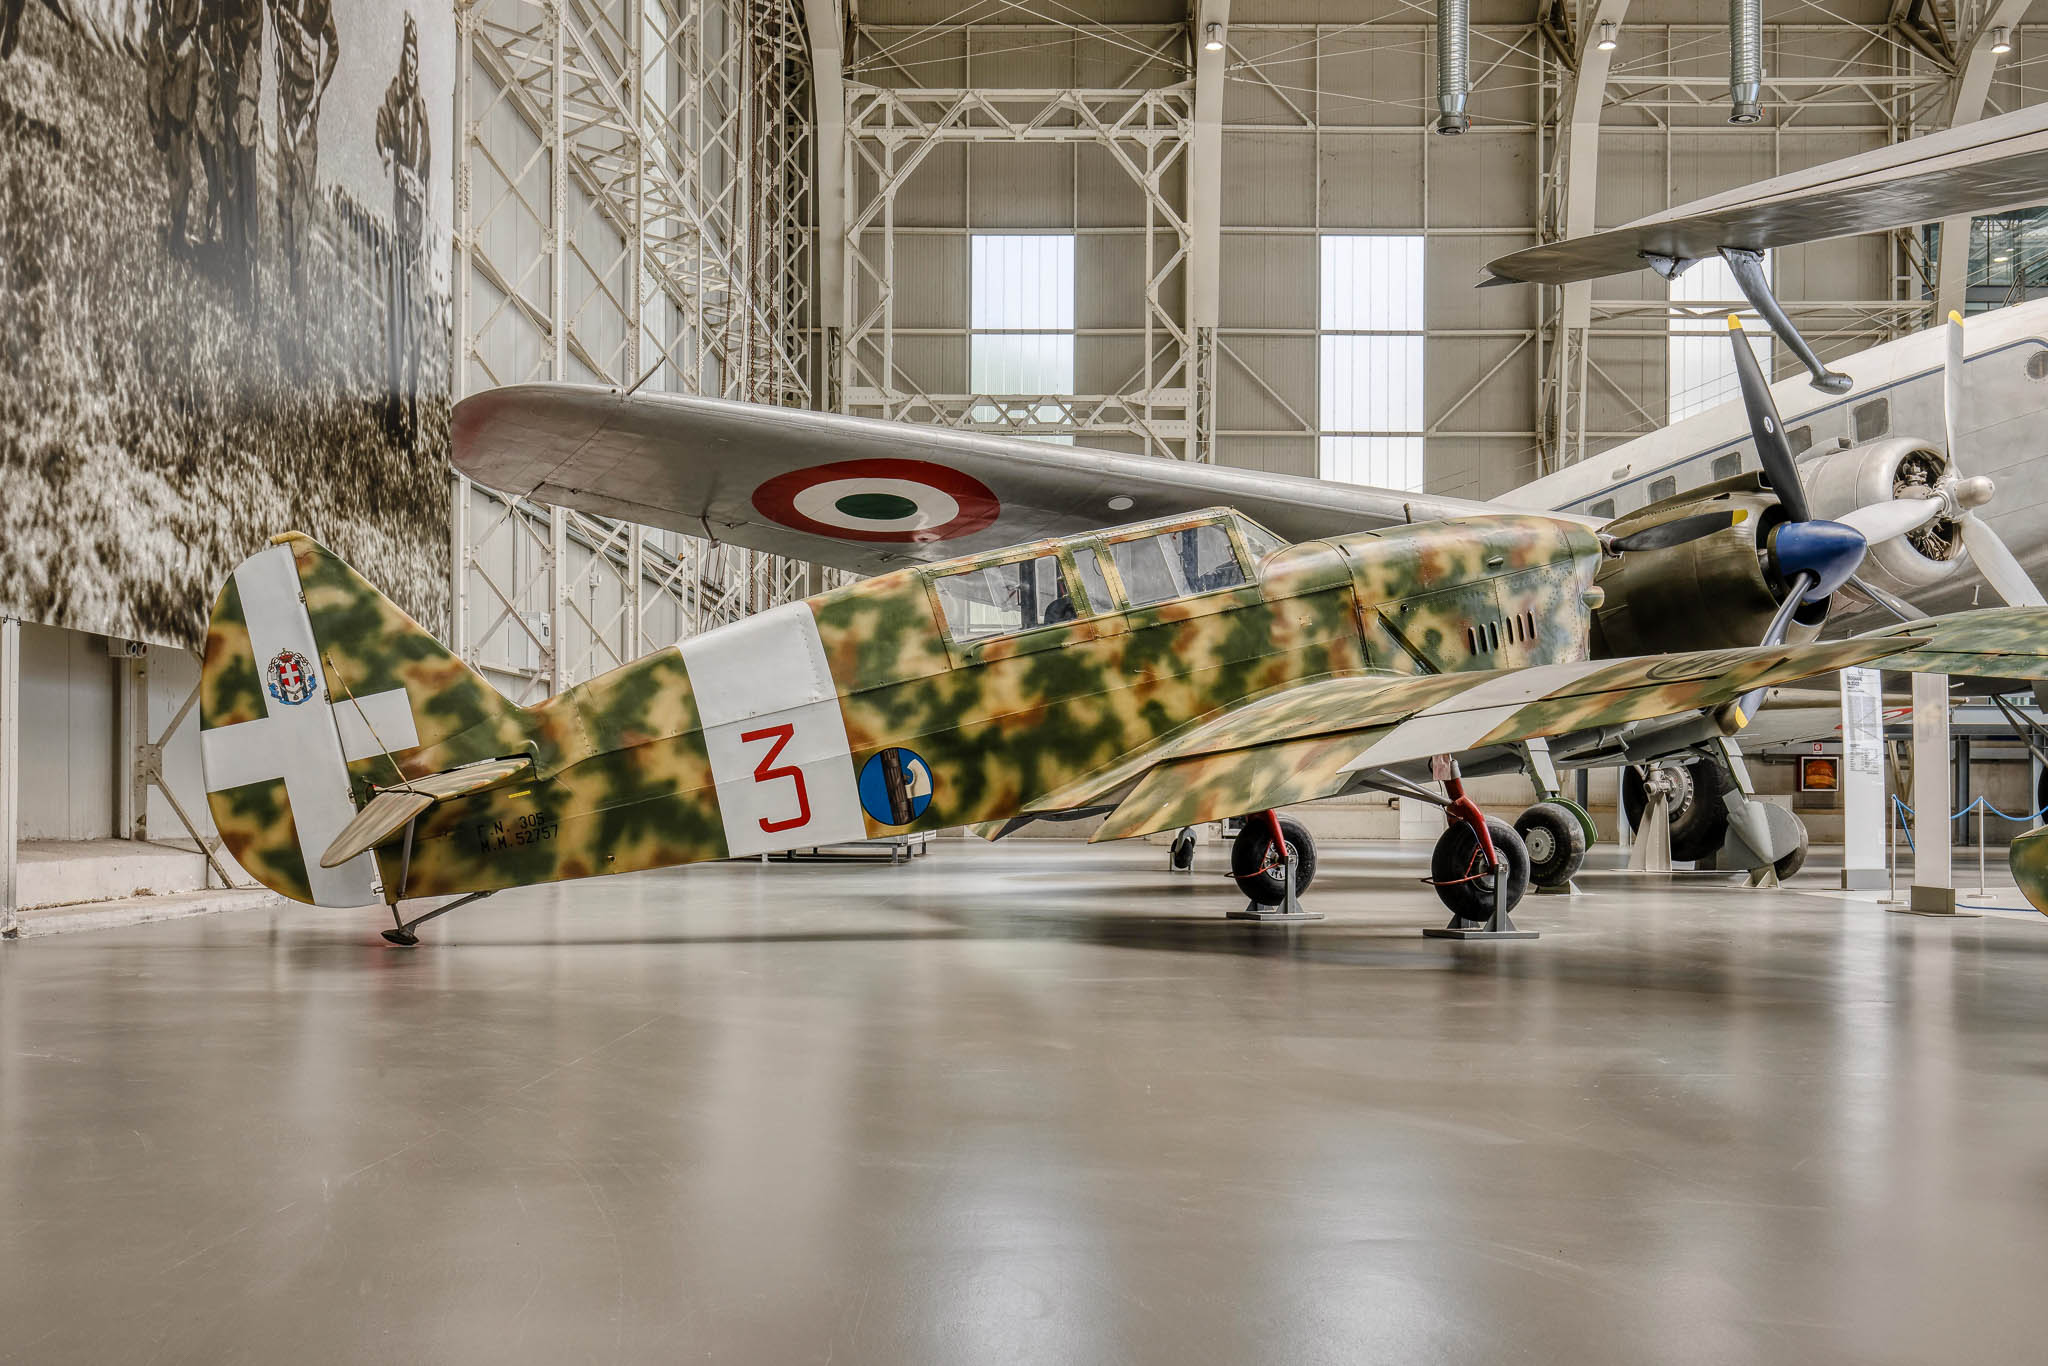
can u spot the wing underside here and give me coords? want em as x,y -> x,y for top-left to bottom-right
1083,609 -> 2048,843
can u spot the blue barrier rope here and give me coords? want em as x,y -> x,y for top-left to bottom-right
1890,795 -> 2048,824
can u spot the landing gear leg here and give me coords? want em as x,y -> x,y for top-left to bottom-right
1426,763 -> 1537,940
1516,740 -> 1591,894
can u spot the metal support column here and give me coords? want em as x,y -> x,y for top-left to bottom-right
1,618 -> 19,938
1903,672 -> 1970,915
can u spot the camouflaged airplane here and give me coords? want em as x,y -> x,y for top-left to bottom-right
200,325 -> 2048,945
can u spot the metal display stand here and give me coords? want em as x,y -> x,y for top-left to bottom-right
1225,848 -> 1322,922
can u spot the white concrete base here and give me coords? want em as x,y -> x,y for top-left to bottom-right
13,887 -> 279,938
16,838 -> 231,909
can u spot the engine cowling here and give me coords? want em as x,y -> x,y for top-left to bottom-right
1798,436 -> 1963,592
1588,489 -> 1826,658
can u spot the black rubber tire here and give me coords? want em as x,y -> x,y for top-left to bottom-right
1231,816 -> 1317,905
1169,829 -> 1196,872
1515,802 -> 1587,888
1671,759 -> 1730,862
1622,760 -> 1729,863
1431,817 -> 1531,920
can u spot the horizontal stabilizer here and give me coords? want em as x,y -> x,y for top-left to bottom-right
319,757 -> 533,869
1484,102 -> 2048,287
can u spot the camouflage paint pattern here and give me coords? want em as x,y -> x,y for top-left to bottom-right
197,511 -> 2048,911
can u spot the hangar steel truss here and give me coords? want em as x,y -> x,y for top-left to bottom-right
452,0 -> 824,702
836,77 -> 1208,461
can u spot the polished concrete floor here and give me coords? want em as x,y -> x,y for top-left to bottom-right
4,840 -> 2048,1365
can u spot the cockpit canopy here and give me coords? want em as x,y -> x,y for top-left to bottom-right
923,508 -> 1287,643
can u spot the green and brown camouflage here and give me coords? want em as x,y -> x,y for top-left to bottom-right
196,511 -> 2048,912
2009,824 -> 2048,915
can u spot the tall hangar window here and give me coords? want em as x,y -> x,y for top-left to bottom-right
971,235 -> 1076,443
1669,252 -> 1770,422
1319,235 -> 1425,490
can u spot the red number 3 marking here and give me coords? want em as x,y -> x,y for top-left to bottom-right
740,722 -> 812,834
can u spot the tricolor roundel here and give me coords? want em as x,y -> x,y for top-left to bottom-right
751,459 -> 999,544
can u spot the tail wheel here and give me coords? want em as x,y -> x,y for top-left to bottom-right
1431,817 -> 1530,920
1514,802 -> 1587,887
1231,816 -> 1317,906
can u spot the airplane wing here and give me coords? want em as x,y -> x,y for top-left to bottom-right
1083,608 -> 2048,842
450,384 -> 1538,576
1088,638 -> 1902,841
1483,101 -> 2048,287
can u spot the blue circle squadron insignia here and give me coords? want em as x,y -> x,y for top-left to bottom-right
858,747 -> 934,826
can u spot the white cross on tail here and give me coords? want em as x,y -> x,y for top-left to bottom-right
198,545 -> 420,907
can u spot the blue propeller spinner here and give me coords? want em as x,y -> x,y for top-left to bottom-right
1770,518 -> 1866,602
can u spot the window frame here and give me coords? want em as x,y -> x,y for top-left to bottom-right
968,233 -> 1077,438
1317,234 -> 1426,491
927,547 -> 1088,648
1098,517 -> 1258,611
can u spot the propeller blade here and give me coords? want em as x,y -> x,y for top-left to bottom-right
1845,573 -> 1922,624
1718,568 -> 1821,733
1728,317 -> 1812,522
1761,570 -> 1819,648
1944,310 -> 1964,474
1958,511 -> 2047,607
1605,509 -> 1741,554
1834,496 -> 1942,544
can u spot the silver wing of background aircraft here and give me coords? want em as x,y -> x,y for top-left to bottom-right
451,386 -> 1546,576
1483,100 -> 2048,289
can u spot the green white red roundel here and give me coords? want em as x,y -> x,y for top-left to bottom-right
751,459 -> 1000,544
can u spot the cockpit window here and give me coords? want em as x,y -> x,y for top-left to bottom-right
1236,517 -> 1286,564
1071,548 -> 1113,613
1109,524 -> 1247,607
932,553 -> 1076,640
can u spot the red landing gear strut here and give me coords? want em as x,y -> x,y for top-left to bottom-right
1423,762 -> 1537,940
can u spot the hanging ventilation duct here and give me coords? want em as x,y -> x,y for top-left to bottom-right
1729,0 -> 1763,124
1436,0 -> 1470,134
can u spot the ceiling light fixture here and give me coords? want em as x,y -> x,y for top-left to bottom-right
1992,26 -> 2012,54
1597,21 -> 1619,51
1204,22 -> 1224,52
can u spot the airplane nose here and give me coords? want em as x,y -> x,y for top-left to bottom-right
1772,519 -> 1867,601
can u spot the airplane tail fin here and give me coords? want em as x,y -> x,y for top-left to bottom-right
198,532 -> 525,907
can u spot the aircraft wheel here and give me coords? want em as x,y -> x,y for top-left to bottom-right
1169,828 -> 1196,871
1622,760 -> 1728,862
1431,817 -> 1530,920
1670,760 -> 1730,862
1514,802 -> 1586,887
1231,816 -> 1317,905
